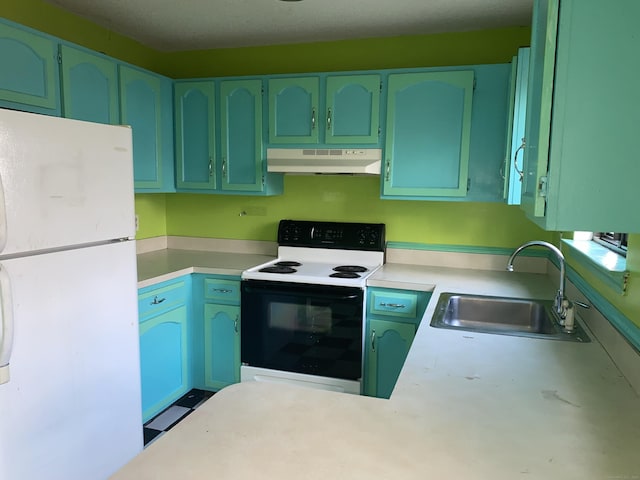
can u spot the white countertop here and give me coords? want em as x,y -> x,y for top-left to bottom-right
119,253 -> 640,479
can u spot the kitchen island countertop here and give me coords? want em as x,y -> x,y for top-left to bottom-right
121,253 -> 640,479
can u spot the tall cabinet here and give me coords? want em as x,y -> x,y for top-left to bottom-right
521,0 -> 640,232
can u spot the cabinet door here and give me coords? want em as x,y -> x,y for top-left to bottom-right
383,71 -> 474,197
503,48 -> 530,205
139,305 -> 189,421
60,45 -> 119,124
521,0 -> 559,218
325,74 -> 380,144
268,77 -> 319,144
174,81 -> 216,190
220,80 -> 263,192
119,66 -> 164,190
203,304 -> 240,390
365,319 -> 415,399
0,21 -> 59,113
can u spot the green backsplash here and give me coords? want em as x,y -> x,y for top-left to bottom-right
164,176 -> 551,247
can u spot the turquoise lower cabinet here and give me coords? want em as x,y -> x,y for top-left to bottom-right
0,20 -> 59,115
365,319 -> 416,399
203,304 -> 240,390
138,277 -> 191,422
383,70 -> 474,198
59,44 -> 119,124
120,65 -> 175,193
364,287 -> 431,398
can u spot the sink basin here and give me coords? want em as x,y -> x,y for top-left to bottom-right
430,293 -> 590,342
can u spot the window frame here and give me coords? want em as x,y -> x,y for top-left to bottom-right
593,232 -> 628,257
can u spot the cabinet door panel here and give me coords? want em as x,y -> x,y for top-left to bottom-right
60,45 -> 118,124
365,319 -> 415,399
119,66 -> 163,189
0,22 -> 58,112
384,71 -> 473,197
221,80 -> 262,191
521,0 -> 559,218
268,77 -> 319,143
326,75 -> 380,144
175,82 -> 216,190
139,305 -> 188,421
204,304 -> 240,390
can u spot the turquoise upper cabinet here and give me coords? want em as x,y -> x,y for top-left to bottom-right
220,79 -> 263,192
268,76 -> 319,144
174,81 -> 216,190
120,65 -> 175,192
0,21 -> 59,115
383,71 -> 474,198
59,45 -> 119,124
325,74 -> 380,144
522,0 -> 640,232
503,48 -> 529,205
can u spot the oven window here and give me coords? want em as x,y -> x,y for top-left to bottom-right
241,281 -> 364,381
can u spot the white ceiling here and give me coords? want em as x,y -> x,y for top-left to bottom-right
43,0 -> 533,52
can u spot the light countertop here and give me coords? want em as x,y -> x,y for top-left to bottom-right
119,252 -> 640,479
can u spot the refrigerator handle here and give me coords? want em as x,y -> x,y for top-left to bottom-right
0,169 -> 6,253
0,263 -> 14,385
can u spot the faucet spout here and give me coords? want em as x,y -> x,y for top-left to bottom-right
507,240 -> 566,317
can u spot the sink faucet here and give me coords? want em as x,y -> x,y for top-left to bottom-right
506,241 -> 567,320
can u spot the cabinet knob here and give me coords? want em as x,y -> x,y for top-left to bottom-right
514,138 -> 525,182
370,329 -> 376,352
150,295 -> 166,305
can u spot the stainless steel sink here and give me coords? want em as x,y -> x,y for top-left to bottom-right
430,293 -> 590,342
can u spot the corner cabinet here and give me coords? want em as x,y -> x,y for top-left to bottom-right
138,276 -> 191,422
0,21 -> 60,115
59,44 -> 119,124
522,0 -> 640,232
383,71 -> 474,198
202,277 -> 241,391
120,65 -> 175,193
364,288 -> 431,399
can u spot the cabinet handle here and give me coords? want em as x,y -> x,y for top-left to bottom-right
326,108 -> 332,131
234,316 -> 239,333
385,159 -> 391,182
222,157 -> 227,179
311,108 -> 316,130
213,288 -> 233,294
514,138 -> 525,182
208,157 -> 213,177
380,303 -> 406,309
150,295 -> 166,305
371,329 -> 376,352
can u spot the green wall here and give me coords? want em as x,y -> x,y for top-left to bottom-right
2,1 -> 638,327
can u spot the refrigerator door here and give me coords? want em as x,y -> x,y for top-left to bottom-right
0,241 -> 142,479
0,109 -> 135,256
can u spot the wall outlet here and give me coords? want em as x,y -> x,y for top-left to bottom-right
135,214 -> 139,232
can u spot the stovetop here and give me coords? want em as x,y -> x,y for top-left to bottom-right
241,220 -> 386,288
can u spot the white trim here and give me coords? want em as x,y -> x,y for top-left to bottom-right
241,366 -> 361,395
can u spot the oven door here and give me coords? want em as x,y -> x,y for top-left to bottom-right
241,280 -> 364,381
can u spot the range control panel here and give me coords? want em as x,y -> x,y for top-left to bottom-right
277,220 -> 385,251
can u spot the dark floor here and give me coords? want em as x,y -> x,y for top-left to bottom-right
143,389 -> 215,447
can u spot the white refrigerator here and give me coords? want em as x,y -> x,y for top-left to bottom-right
0,109 -> 143,479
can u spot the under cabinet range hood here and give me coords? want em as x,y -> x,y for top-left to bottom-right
267,148 -> 382,175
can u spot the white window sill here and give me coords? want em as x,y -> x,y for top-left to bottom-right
562,239 -> 629,295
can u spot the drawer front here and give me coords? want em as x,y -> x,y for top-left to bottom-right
138,278 -> 188,320
204,278 -> 240,304
370,290 -> 418,318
